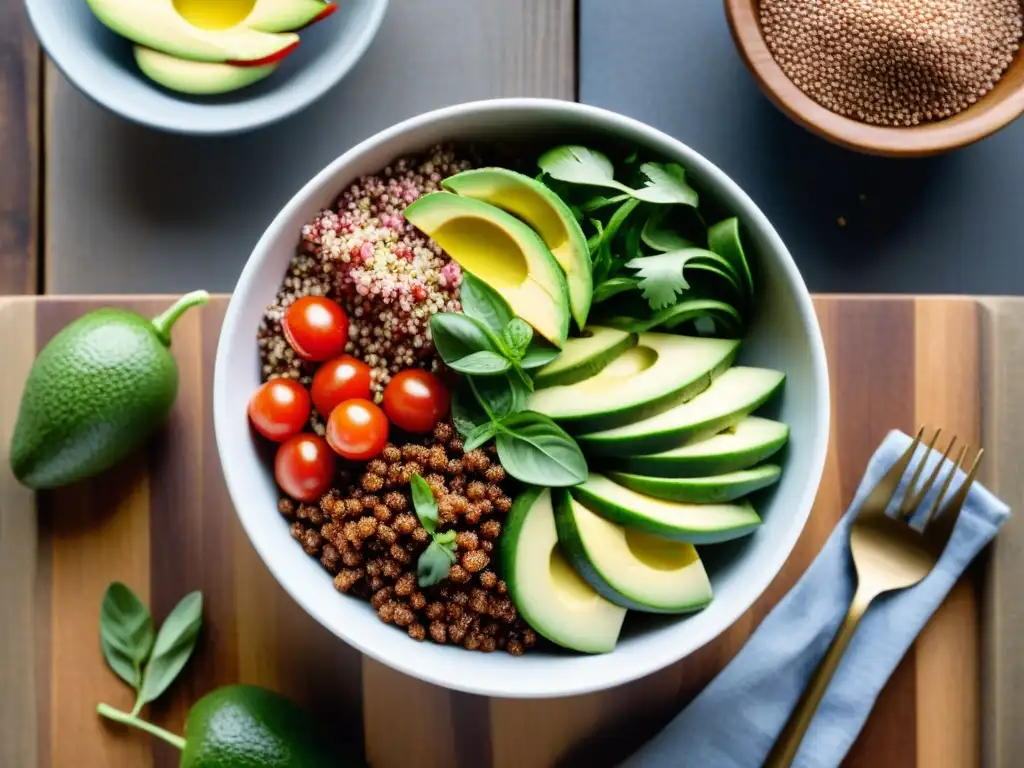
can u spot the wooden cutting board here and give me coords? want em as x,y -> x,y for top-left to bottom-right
0,295 -> 989,768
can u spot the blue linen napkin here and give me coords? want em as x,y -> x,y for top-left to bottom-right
622,429 -> 1010,768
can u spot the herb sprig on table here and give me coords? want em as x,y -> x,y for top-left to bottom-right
411,473 -> 460,587
430,274 -> 587,488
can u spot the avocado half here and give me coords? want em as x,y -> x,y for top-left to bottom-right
442,168 -> 593,329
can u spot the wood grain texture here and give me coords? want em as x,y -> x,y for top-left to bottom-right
0,0 -> 40,294
44,0 -> 576,295
979,298 -> 1024,768
0,295 -> 986,767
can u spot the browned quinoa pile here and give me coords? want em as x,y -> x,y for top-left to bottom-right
257,145 -> 474,403
760,0 -> 1023,126
281,422 -> 537,655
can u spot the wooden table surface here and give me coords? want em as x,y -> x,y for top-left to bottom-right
0,293 -> 998,768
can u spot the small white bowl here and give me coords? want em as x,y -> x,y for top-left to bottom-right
213,99 -> 830,698
26,0 -> 388,136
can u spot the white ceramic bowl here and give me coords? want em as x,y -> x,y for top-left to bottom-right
25,0 -> 388,135
214,98 -> 830,698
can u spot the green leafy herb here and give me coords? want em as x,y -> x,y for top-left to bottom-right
100,583 -> 156,690
707,216 -> 754,298
137,591 -> 203,707
580,193 -> 632,213
538,146 -> 631,192
459,273 -> 514,334
430,313 -> 505,372
593,277 -> 640,304
603,298 -> 743,335
469,374 -> 529,420
520,340 -> 560,369
450,350 -> 511,375
626,250 -> 697,309
451,382 -> 487,437
494,412 -> 588,487
417,540 -> 457,588
501,318 -> 533,360
631,163 -> 699,206
410,473 -> 438,534
641,209 -> 695,252
463,422 -> 498,452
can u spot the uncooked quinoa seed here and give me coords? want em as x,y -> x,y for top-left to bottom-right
760,0 -> 1023,126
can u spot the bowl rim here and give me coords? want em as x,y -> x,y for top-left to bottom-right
213,97 -> 831,698
724,0 -> 1024,157
25,0 -> 390,136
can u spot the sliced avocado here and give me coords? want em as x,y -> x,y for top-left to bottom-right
442,168 -> 593,329
533,326 -> 637,389
404,192 -> 571,348
245,0 -> 337,32
608,465 -> 781,504
530,333 -> 738,433
134,46 -> 278,95
570,474 -> 762,544
610,417 -> 790,478
85,0 -> 299,65
553,489 -> 714,613
578,366 -> 785,456
500,487 -> 626,654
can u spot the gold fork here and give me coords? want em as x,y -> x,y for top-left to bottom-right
764,427 -> 983,768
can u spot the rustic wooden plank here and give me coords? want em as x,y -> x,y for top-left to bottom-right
0,0 -> 40,294
979,298 -> 1024,768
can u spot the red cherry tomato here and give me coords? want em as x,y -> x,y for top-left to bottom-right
311,355 -> 372,417
282,296 -> 349,362
382,369 -> 451,434
326,399 -> 389,461
247,378 -> 311,442
274,434 -> 335,503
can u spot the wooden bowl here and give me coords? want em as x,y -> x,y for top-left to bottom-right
724,0 -> 1024,157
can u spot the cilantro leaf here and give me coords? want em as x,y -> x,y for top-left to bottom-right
631,163 -> 699,206
626,250 -> 702,310
538,146 -> 631,192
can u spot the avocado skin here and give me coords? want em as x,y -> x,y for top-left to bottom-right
9,308 -> 178,490
181,685 -> 362,767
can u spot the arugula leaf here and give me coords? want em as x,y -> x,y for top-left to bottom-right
501,318 -> 533,359
593,276 -> 640,304
100,583 -> 155,691
449,350 -> 511,375
410,473 -> 438,535
495,412 -> 588,487
521,340 -> 560,369
138,592 -> 202,707
626,250 -> 698,310
430,313 -> 504,369
631,163 -> 699,206
459,273 -> 514,334
417,540 -> 454,588
642,209 -> 696,252
538,146 -> 631,192
463,422 -> 498,452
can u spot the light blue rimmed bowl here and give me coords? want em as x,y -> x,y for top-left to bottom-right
25,0 -> 389,135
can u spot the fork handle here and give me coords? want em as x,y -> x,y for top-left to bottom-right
763,591 -> 872,767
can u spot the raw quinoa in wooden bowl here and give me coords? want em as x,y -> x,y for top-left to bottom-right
214,99 -> 830,698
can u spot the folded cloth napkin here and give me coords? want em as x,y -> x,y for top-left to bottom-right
622,429 -> 1010,768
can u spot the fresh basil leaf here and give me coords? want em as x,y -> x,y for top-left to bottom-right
463,422 -> 498,452
642,209 -> 696,252
593,277 -> 640,304
501,318 -> 533,358
138,591 -> 203,706
495,412 -> 588,487
449,350 -> 511,375
451,382 -> 487,437
417,540 -> 453,587
459,273 -> 514,334
631,163 -> 699,206
410,473 -> 438,534
100,582 -> 155,691
468,373 -> 529,419
520,340 -> 560,369
430,313 -> 503,369
538,146 -> 631,192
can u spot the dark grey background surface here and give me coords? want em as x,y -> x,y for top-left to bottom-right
580,0 -> 1024,294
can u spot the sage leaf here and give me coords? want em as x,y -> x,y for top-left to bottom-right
495,412 -> 588,487
138,591 -> 203,706
538,146 -> 631,193
459,273 -> 514,334
430,313 -> 504,370
410,473 -> 438,534
417,540 -> 454,587
449,350 -> 511,375
463,422 -> 498,452
631,163 -> 699,206
99,582 -> 155,691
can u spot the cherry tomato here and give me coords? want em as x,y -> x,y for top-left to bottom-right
382,369 -> 451,434
274,434 -> 336,503
311,355 -> 372,417
326,399 -> 389,461
282,296 -> 349,362
247,378 -> 311,442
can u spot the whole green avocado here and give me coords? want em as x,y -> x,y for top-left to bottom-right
181,684 -> 360,767
9,290 -> 208,489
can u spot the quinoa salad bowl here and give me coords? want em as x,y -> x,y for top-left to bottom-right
213,99 -> 830,698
